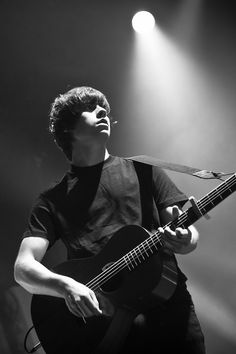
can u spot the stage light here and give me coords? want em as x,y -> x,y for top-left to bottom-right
132,11 -> 155,34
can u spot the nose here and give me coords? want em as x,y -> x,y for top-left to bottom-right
96,106 -> 107,118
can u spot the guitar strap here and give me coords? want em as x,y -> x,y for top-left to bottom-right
132,160 -> 154,230
126,155 -> 233,180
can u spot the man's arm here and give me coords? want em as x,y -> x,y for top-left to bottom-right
14,237 -> 102,317
159,205 -> 199,254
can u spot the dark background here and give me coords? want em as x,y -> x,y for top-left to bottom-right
0,1 -> 236,353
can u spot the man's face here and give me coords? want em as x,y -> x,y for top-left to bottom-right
72,104 -> 111,146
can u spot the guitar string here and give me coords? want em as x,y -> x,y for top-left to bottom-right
86,175 -> 236,291
86,175 -> 236,290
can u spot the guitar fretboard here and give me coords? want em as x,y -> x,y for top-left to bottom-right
177,172 -> 236,229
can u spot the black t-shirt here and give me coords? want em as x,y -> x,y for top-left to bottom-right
23,156 -> 188,259
23,156 -> 189,286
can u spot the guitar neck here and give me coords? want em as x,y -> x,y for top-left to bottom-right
170,173 -> 236,231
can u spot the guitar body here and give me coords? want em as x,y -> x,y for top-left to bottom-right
31,225 -> 178,354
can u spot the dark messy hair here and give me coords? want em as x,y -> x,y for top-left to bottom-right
49,86 -> 111,161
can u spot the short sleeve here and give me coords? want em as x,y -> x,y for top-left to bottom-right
152,166 -> 188,210
22,196 -> 59,248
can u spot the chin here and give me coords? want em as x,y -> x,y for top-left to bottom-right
98,131 -> 110,143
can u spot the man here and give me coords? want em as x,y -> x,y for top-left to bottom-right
14,86 -> 205,353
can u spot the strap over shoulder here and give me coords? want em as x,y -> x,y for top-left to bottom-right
125,155 -> 233,180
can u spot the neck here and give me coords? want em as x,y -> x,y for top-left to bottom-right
72,146 -> 110,167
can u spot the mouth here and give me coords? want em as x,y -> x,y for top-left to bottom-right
97,119 -> 109,127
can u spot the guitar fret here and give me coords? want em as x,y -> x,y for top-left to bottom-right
125,237 -> 161,271
225,179 -> 233,193
134,248 -> 142,263
130,250 -> 138,267
143,240 -> 151,257
124,254 -> 134,271
206,194 -> 215,207
147,241 -> 154,254
139,242 -> 147,259
151,236 -> 159,251
197,175 -> 236,217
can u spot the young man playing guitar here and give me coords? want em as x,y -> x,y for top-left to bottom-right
14,86 -> 206,353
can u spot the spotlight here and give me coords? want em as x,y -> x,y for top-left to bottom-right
132,11 -> 155,34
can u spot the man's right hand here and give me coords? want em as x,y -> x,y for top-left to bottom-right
63,277 -> 102,318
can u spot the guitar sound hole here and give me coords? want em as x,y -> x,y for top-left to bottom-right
100,262 -> 123,293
